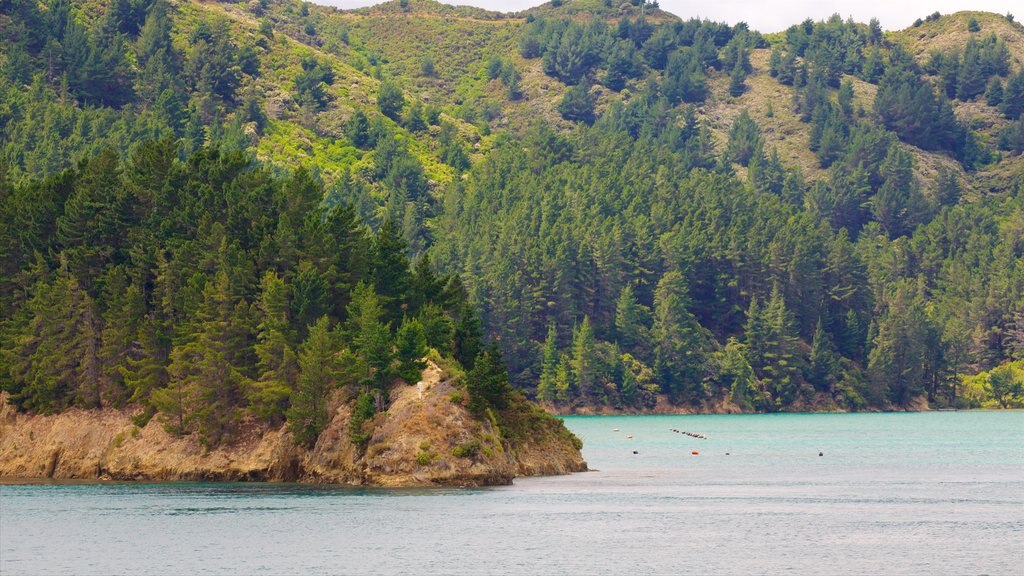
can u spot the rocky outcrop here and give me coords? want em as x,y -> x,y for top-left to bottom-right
0,363 -> 586,487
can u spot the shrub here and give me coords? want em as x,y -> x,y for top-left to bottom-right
452,439 -> 481,458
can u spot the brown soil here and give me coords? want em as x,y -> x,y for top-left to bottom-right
0,362 -> 586,487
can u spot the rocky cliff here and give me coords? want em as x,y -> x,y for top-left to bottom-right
0,363 -> 586,487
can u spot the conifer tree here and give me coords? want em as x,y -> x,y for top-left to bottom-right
249,271 -> 297,423
287,315 -> 342,447
372,220 -> 412,325
871,145 -> 931,238
1001,71 -> 1024,119
652,271 -> 708,403
4,263 -> 100,413
808,318 -> 837,392
559,83 -> 595,124
614,284 -> 649,357
985,77 -> 1004,107
537,323 -> 560,403
121,314 -> 168,411
454,303 -> 483,370
720,338 -> 754,411
726,110 -> 762,166
158,270 -> 250,439
346,282 -> 393,390
728,59 -> 746,97
377,80 -> 405,120
571,316 -> 598,401
395,317 -> 427,383
98,275 -> 146,407
467,343 -> 511,413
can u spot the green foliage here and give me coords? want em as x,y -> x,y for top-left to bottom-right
559,83 -> 595,124
467,343 -> 512,413
287,316 -> 341,447
377,80 -> 405,121
452,439 -> 480,458
349,391 -> 377,447
294,56 -> 335,110
726,110 -> 761,166
1001,71 -> 1024,119
395,317 -> 428,383
867,282 -> 943,406
1,1 -> 1021,423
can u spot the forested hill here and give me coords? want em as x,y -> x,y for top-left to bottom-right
1,0 -> 1022,422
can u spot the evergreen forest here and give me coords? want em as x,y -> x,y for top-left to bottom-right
1,0 -> 1023,436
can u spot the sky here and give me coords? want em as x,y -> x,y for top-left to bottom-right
313,0 -> 1018,33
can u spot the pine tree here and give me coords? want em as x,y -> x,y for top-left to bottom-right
467,343 -> 511,413
287,316 -> 342,447
454,303 -> 483,370
652,271 -> 708,403
154,271 -> 250,445
871,145 -> 931,238
346,282 -> 393,390
346,110 -> 372,148
614,284 -> 649,357
957,38 -> 986,100
98,276 -> 146,407
720,338 -> 754,411
536,323 -> 560,403
726,110 -> 762,166
416,303 -> 454,356
619,360 -> 639,407
985,76 -> 1004,107
377,80 -> 405,120
728,58 -> 746,97
1001,71 -> 1024,119
559,83 -> 595,124
571,316 -> 598,401
808,318 -> 837,392
249,271 -> 297,423
868,283 -> 943,406
395,317 -> 427,383
404,99 -> 426,132
4,263 -> 101,413
121,314 -> 168,412
934,166 -> 962,206
372,220 -> 412,325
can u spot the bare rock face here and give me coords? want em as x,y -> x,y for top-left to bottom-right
0,363 -> 586,487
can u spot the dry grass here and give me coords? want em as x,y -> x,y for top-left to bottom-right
890,11 -> 1024,73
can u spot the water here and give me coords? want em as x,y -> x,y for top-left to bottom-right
2,411 -> 1022,575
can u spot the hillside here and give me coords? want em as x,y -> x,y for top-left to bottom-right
1,0 -> 1023,427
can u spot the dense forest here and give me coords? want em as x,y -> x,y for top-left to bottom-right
1,0 -> 1022,426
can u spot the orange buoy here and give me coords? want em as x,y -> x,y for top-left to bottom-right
691,451 -> 699,455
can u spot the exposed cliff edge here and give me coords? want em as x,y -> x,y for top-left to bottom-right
0,363 -> 586,487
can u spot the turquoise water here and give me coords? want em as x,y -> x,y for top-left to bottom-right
2,412 -> 1022,575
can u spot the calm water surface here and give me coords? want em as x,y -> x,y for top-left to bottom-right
2,412 -> 1022,575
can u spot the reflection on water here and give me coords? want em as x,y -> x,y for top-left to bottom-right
2,411 -> 1022,575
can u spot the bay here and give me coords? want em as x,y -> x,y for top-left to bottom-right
2,411 -> 1022,575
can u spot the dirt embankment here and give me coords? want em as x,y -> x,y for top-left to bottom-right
0,363 -> 586,487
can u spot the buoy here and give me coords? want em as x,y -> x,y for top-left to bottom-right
691,451 -> 699,455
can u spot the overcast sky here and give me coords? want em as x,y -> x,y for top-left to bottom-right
313,0 -> 1018,33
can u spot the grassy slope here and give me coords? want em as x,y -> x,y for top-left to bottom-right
134,2 -> 1023,201
891,12 -> 1024,194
